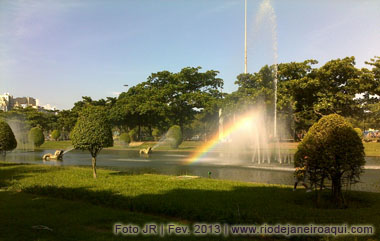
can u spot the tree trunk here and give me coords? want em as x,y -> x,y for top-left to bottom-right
332,177 -> 344,208
316,178 -> 324,207
92,157 -> 97,179
138,125 -> 141,141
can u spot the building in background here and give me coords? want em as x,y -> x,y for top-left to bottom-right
0,93 -> 56,112
13,97 -> 37,109
0,93 -> 13,112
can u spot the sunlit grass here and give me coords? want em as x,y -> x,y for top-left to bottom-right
1,162 -> 380,236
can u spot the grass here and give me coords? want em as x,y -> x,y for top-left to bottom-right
38,140 -> 72,150
39,140 -> 380,157
362,142 -> 380,156
1,162 -> 380,241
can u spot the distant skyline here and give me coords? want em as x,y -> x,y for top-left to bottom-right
1,0 -> 379,110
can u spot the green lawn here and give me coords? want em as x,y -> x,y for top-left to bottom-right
38,140 -> 73,150
1,162 -> 379,240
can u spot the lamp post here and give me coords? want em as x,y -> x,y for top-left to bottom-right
123,84 -> 129,92
244,0 -> 247,74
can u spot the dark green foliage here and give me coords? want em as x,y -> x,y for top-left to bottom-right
71,106 -> 113,178
71,106 -> 113,154
152,128 -> 162,141
0,120 -> 17,154
51,129 -> 61,141
295,114 -> 365,207
166,125 -> 183,149
119,133 -> 130,144
128,129 -> 138,142
28,127 -> 44,147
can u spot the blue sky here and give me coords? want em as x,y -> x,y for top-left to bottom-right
1,0 -> 379,110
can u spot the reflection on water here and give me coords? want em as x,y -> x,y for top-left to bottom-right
4,149 -> 380,193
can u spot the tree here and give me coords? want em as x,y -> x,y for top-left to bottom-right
57,110 -> 78,138
0,120 -> 17,156
71,106 -> 113,178
129,129 -> 139,142
51,130 -> 61,141
119,133 -> 130,144
152,128 -> 162,141
166,125 -> 183,149
354,128 -> 362,139
295,114 -> 365,207
28,127 -> 45,147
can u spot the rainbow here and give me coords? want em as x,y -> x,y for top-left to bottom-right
185,111 -> 256,164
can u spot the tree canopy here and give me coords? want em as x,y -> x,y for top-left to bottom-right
295,114 -> 365,207
71,106 -> 113,178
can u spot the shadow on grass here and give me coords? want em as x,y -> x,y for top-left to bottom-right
0,162 -> 58,188
2,191 -> 259,241
21,183 -> 374,226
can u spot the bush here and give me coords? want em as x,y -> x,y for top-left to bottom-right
166,125 -> 183,149
28,127 -> 45,147
129,129 -> 138,142
119,133 -> 130,144
51,130 -> 61,141
152,128 -> 162,141
0,120 -> 17,155
295,114 -> 365,207
354,128 -> 362,139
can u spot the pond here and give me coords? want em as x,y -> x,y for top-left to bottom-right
4,149 -> 380,193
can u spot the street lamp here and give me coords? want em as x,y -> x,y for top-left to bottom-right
123,84 -> 129,92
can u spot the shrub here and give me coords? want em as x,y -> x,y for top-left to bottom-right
166,125 -> 183,149
354,128 -> 362,139
0,120 -> 17,155
295,114 -> 365,207
51,130 -> 61,141
129,129 -> 138,142
71,106 -> 113,178
28,127 -> 45,147
119,133 -> 130,144
152,128 -> 162,141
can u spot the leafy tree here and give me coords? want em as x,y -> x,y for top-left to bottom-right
0,120 -> 17,156
354,128 -> 362,139
295,114 -> 365,207
71,106 -> 113,178
28,127 -> 45,147
166,125 -> 183,149
119,133 -> 130,144
57,110 -> 78,138
152,128 -> 162,141
129,129 -> 139,142
51,130 -> 61,141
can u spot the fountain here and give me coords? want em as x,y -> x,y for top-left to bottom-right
139,146 -> 152,155
187,0 -> 286,166
42,150 -> 64,161
6,118 -> 34,152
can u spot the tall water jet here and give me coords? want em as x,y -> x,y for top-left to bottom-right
253,0 -> 278,138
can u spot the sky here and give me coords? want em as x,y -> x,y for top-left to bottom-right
0,0 -> 379,110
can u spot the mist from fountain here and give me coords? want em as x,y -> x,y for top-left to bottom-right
63,147 -> 74,154
252,0 -> 282,163
6,118 -> 34,152
253,0 -> 278,138
152,132 -> 174,150
222,108 -> 277,165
